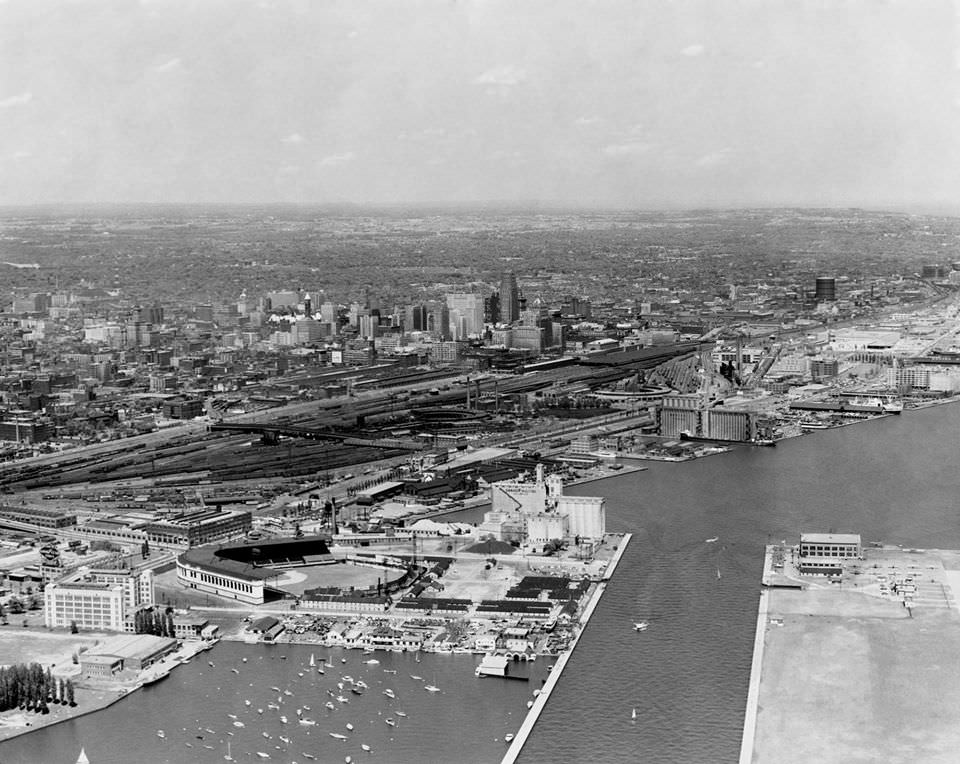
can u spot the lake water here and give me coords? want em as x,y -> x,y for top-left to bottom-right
3,403 -> 959,763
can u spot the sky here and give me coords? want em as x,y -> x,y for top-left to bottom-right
0,0 -> 958,209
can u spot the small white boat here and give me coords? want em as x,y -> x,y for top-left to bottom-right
325,701 -> 336,710
157,730 -> 166,739
232,721 -> 244,728
227,714 -> 237,720
224,740 -> 234,761
279,716 -> 287,724
330,732 -> 348,740
309,654 -> 316,667
244,699 -> 251,706
634,621 -> 649,632
297,672 -> 304,677
361,744 -> 371,752
410,674 -> 423,681
283,690 -> 294,697
298,718 -> 316,726
384,719 -> 395,726
341,658 -> 347,663
395,711 -> 407,718
631,707 -> 638,720
424,685 -> 440,693
705,537 -> 719,543
382,689 -> 395,699
346,723 -> 354,731
279,736 -> 291,745
256,753 -> 270,760
527,700 -> 533,708
270,686 -> 280,692
231,668 -> 239,674
336,695 -> 350,704
242,657 -> 248,663
76,749 -> 90,764
365,659 -> 379,665
383,669 -> 397,674
504,733 -> 515,743
262,732 -> 271,739
303,754 -> 316,760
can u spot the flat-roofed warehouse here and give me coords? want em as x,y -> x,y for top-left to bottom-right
79,633 -> 178,677
0,505 -> 76,529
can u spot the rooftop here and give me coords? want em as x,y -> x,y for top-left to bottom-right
800,533 -> 861,545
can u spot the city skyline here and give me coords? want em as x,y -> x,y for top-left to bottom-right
1,1 -> 958,211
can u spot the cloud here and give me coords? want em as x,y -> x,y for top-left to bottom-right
319,152 -> 355,166
0,92 -> 32,109
575,116 -> 601,126
473,66 -> 526,87
695,148 -> 733,168
152,58 -> 182,74
601,142 -> 653,157
681,44 -> 705,57
281,133 -> 304,144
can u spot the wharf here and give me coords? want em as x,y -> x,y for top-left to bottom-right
742,545 -> 960,763
502,532 -> 632,764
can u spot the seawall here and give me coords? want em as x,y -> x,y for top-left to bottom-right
501,532 -> 632,764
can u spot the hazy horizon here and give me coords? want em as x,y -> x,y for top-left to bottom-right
1,1 -> 958,210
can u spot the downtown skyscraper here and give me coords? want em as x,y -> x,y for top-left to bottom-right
499,271 -> 520,324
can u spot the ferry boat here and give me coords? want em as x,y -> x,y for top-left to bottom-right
633,621 -> 649,632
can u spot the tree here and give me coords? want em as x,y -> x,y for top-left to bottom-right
7,598 -> 24,615
65,678 -> 75,707
70,621 -> 78,634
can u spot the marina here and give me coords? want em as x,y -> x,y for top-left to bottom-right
2,405 -> 960,762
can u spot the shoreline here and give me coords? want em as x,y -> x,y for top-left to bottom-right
0,638 -> 212,744
501,532 -> 632,764
738,586 -> 769,764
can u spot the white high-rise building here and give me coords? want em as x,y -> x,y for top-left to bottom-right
446,293 -> 484,337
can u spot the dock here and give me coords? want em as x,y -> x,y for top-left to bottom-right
502,532 -> 632,764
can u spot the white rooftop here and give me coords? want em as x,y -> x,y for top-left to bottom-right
800,533 -> 861,545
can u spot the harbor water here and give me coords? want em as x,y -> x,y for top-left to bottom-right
3,403 -> 960,763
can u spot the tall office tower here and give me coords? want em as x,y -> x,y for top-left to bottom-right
446,293 -> 485,336
303,293 -> 312,318
500,271 -> 520,324
485,293 -> 501,324
406,304 -> 428,332
814,277 -> 837,302
424,305 -> 449,339
320,301 -> 337,325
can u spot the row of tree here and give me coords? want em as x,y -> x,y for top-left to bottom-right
0,663 -> 75,714
132,607 -> 176,639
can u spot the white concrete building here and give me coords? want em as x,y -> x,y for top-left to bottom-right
44,568 -> 154,632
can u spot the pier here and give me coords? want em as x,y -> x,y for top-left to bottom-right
501,533 -> 632,764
